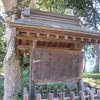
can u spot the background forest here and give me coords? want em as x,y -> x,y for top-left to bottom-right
0,0 -> 100,100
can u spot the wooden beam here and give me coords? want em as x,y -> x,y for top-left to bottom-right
17,45 -> 30,50
16,35 -> 87,44
16,27 -> 100,40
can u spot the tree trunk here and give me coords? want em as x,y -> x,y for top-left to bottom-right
3,26 -> 22,100
1,0 -> 22,99
93,44 -> 100,73
90,0 -> 99,72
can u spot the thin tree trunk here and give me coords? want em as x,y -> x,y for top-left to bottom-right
90,0 -> 99,72
93,44 -> 100,73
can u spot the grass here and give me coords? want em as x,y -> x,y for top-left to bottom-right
83,72 -> 100,88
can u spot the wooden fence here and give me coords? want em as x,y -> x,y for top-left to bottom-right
23,87 -> 100,100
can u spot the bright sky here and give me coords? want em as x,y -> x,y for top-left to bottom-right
0,0 -> 5,17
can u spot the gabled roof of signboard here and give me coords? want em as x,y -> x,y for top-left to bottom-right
10,9 -> 100,36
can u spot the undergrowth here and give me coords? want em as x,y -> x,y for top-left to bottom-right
83,73 -> 100,88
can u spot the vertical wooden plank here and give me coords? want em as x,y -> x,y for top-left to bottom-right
61,86 -> 65,92
29,42 -> 36,100
85,87 -> 90,100
36,94 -> 41,100
59,92 -> 65,100
79,91 -> 85,100
54,86 -> 58,97
48,93 -> 53,100
77,79 -> 83,92
47,86 -> 51,94
85,87 -> 90,94
89,90 -> 94,100
40,87 -> 43,98
91,88 -> 95,94
97,90 -> 100,100
70,92 -> 75,100
29,82 -> 36,100
23,87 -> 29,100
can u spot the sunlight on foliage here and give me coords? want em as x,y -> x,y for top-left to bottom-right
83,73 -> 100,88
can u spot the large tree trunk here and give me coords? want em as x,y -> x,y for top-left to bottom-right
1,0 -> 22,99
3,26 -> 22,100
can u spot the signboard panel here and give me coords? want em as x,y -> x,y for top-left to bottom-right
31,48 -> 83,83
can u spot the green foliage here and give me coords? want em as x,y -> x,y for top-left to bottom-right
36,84 -> 67,91
37,0 -> 88,16
0,16 -> 5,68
37,0 -> 67,13
83,73 -> 100,87
22,67 -> 29,88
0,77 -> 4,97
84,45 -> 96,64
14,91 -> 23,100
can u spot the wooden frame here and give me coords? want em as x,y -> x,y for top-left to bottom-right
9,9 -> 100,100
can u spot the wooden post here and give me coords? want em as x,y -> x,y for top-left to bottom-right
91,88 -> 95,94
54,86 -> 58,97
40,87 -> 43,98
97,90 -> 100,100
59,92 -> 65,100
77,79 -> 83,92
29,42 -> 36,100
89,90 -> 94,100
29,82 -> 36,100
48,93 -> 53,100
79,91 -> 85,100
36,94 -> 41,100
47,86 -> 51,94
85,87 -> 90,94
61,86 -> 65,92
23,87 -> 29,100
85,87 -> 90,100
70,92 -> 75,100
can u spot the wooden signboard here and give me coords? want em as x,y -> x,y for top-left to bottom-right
31,48 -> 83,83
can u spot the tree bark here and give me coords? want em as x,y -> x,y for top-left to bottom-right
3,25 -> 22,100
90,0 -> 99,72
1,0 -> 22,99
93,44 -> 100,73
